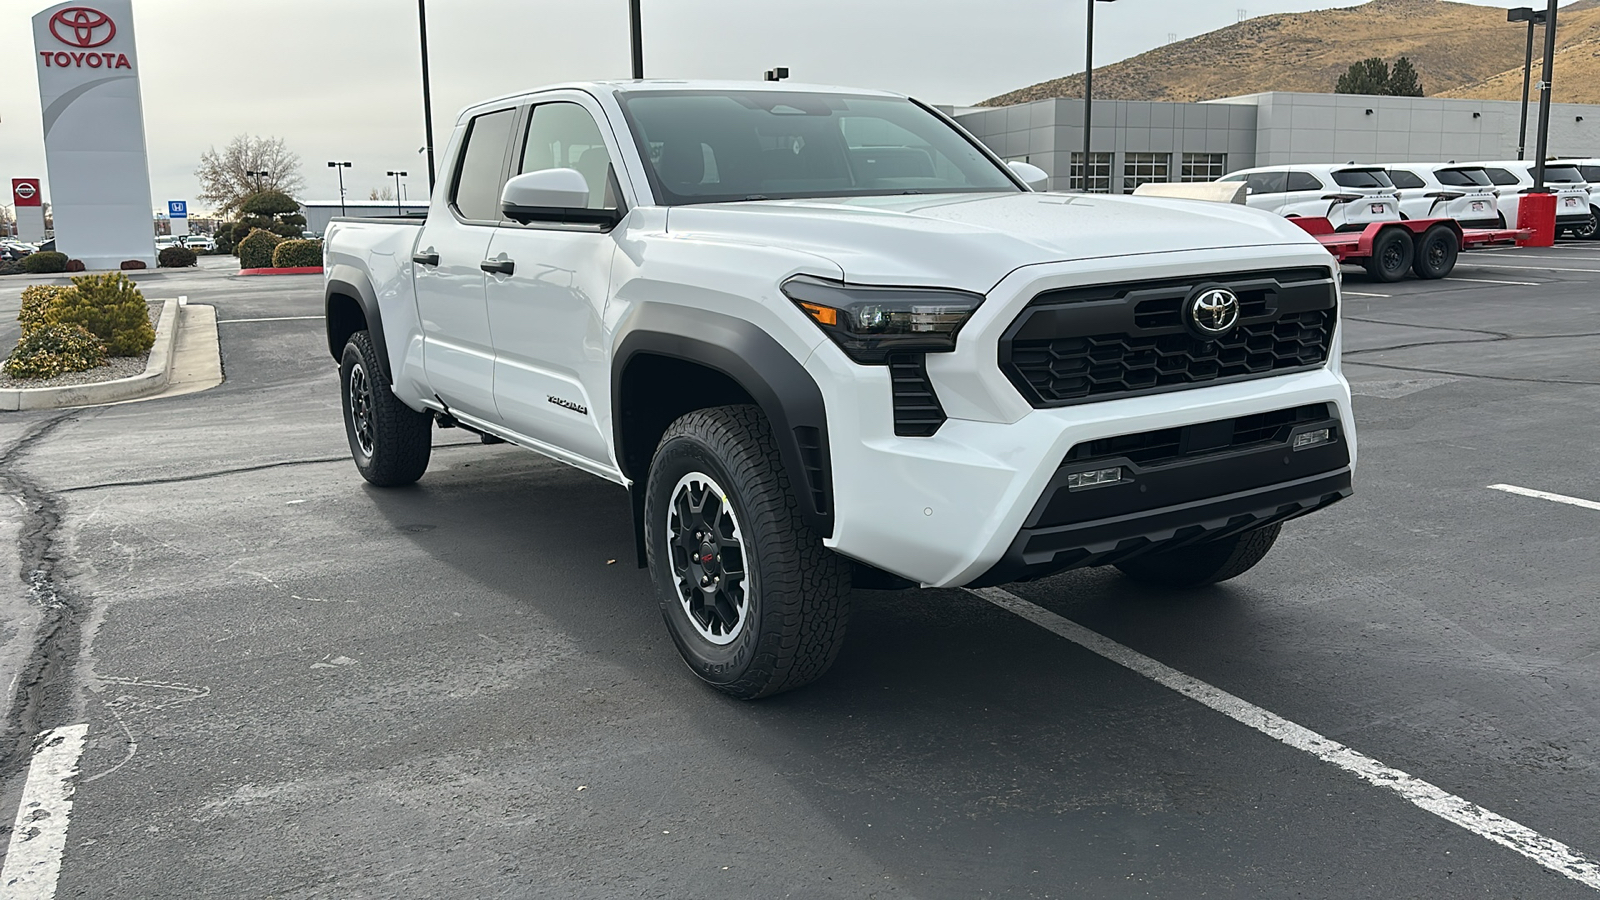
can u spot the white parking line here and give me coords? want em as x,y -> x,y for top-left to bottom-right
1488,484 -> 1600,512
215,316 -> 323,324
1342,290 -> 1391,298
1459,263 -> 1600,274
0,724 -> 89,899
965,586 -> 1600,892
1447,277 -> 1541,286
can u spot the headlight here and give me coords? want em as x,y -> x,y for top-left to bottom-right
780,276 -> 983,365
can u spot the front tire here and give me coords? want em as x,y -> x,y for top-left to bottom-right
340,330 -> 432,486
1411,225 -> 1458,279
644,405 -> 850,700
1364,228 -> 1414,282
1114,524 -> 1282,588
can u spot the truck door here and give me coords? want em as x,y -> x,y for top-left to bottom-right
412,106 -> 517,422
483,96 -> 624,472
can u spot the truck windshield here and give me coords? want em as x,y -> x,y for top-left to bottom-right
1331,169 -> 1394,189
615,90 -> 1019,205
1436,168 -> 1492,187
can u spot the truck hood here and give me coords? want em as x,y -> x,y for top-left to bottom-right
662,192 -> 1319,293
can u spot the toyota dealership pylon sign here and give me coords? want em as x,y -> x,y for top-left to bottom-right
32,1 -> 155,268
11,180 -> 47,242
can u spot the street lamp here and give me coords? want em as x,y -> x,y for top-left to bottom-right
1508,7 -> 1548,161
387,171 -> 407,215
1082,0 -> 1117,193
629,0 -> 644,79
328,161 -> 351,216
246,169 -> 269,192
764,67 -> 789,82
418,0 -> 437,191
1531,0 -> 1558,191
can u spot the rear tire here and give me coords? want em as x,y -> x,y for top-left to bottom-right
1364,228 -> 1414,282
340,330 -> 432,486
644,405 -> 850,700
1114,524 -> 1282,588
1574,208 -> 1599,240
1411,225 -> 1458,279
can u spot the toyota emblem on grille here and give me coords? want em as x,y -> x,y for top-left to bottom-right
1189,288 -> 1241,336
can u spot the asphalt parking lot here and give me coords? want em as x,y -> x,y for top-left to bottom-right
0,244 -> 1595,898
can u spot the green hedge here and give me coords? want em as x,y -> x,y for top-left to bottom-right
271,239 -> 323,268
158,246 -> 198,268
3,323 -> 105,380
47,273 -> 155,357
236,229 -> 283,269
21,251 -> 68,274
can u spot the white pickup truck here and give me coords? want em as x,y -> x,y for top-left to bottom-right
324,81 -> 1356,698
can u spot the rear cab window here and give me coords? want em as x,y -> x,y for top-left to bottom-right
450,108 -> 518,222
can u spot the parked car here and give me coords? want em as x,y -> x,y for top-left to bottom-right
181,234 -> 216,251
323,81 -> 1356,699
1557,158 -> 1600,239
0,240 -> 36,261
1218,164 -> 1400,232
1471,161 -> 1592,236
1381,163 -> 1500,227
155,235 -> 181,249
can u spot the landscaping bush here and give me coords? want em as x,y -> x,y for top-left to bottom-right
158,245 -> 198,268
66,259 -> 86,272
271,239 -> 323,268
236,229 -> 283,269
20,251 -> 68,274
3,323 -> 105,380
47,272 -> 155,357
19,285 -> 76,335
120,259 -> 147,271
0,261 -> 21,277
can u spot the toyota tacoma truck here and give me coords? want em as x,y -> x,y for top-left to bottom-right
324,81 -> 1356,699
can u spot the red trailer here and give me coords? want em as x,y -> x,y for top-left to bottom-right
1288,217 -> 1531,282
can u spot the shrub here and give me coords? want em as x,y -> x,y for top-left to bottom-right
21,251 -> 68,274
271,239 -> 323,268
66,259 -> 86,272
0,261 -> 21,277
19,285 -> 76,335
47,272 -> 155,357
158,246 -> 198,268
236,229 -> 283,269
120,259 -> 147,270
3,323 -> 106,380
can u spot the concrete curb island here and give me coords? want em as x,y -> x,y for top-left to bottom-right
0,298 -> 181,411
237,266 -> 323,276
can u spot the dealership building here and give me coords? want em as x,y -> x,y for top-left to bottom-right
953,91 -> 1600,193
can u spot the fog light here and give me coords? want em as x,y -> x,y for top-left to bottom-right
1066,467 -> 1124,490
1293,428 -> 1332,450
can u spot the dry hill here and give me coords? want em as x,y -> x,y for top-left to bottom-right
980,0 -> 1600,106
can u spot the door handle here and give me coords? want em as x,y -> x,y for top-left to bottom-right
481,258 -> 515,276
412,249 -> 439,266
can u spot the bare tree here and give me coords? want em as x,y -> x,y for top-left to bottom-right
368,187 -> 396,201
196,135 -> 306,217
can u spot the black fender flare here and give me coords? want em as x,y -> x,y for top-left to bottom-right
613,304 -> 833,540
324,263 -> 391,380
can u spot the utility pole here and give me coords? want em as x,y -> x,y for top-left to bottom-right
1532,0 -> 1558,189
629,0 -> 644,79
328,161 -> 351,216
418,0 -> 437,190
1508,7 -> 1546,161
1082,0 -> 1117,193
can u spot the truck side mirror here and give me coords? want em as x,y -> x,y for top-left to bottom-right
501,169 -> 621,228
1006,161 -> 1050,191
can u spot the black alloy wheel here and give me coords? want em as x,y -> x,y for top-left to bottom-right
1574,208 -> 1600,240
1364,227 -> 1414,283
667,472 -> 751,645
340,330 -> 432,486
1411,225 -> 1459,280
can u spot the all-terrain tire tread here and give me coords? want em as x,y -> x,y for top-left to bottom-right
342,330 -> 432,487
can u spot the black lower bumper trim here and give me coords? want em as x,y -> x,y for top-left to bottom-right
969,468 -> 1352,587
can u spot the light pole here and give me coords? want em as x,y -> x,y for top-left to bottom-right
1082,0 -> 1117,193
387,171 -> 407,215
1532,0 -> 1558,190
418,0 -> 437,190
246,169 -> 269,192
328,161 -> 351,216
629,0 -> 644,79
1508,7 -> 1547,161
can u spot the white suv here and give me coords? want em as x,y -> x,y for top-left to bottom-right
1382,163 -> 1501,228
1559,159 -> 1600,239
1219,165 -> 1400,232
1474,161 -> 1592,236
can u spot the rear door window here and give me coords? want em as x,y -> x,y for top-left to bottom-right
1388,169 -> 1426,189
1244,171 -> 1288,194
451,108 -> 517,222
1287,171 -> 1324,192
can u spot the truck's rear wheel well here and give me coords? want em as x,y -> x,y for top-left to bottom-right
326,293 -> 367,362
616,354 -> 756,483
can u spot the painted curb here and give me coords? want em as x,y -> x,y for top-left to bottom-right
0,298 -> 180,411
237,266 -> 323,276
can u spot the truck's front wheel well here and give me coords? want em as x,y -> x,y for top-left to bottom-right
616,354 -> 756,484
326,293 -> 367,362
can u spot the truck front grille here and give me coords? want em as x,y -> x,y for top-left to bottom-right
1000,268 -> 1338,408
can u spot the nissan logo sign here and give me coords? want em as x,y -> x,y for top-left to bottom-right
49,7 -> 116,48
14,183 -> 36,201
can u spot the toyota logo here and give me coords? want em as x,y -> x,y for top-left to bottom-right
1188,287 -> 1241,336
14,183 -> 36,201
49,7 -> 116,49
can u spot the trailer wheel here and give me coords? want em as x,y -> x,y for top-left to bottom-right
1364,228 -> 1414,283
1412,226 -> 1458,280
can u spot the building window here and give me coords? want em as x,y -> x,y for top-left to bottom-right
1180,153 -> 1227,183
1123,153 -> 1171,192
1069,152 -> 1113,193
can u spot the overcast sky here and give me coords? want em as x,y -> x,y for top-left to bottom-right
0,0 -> 1572,215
